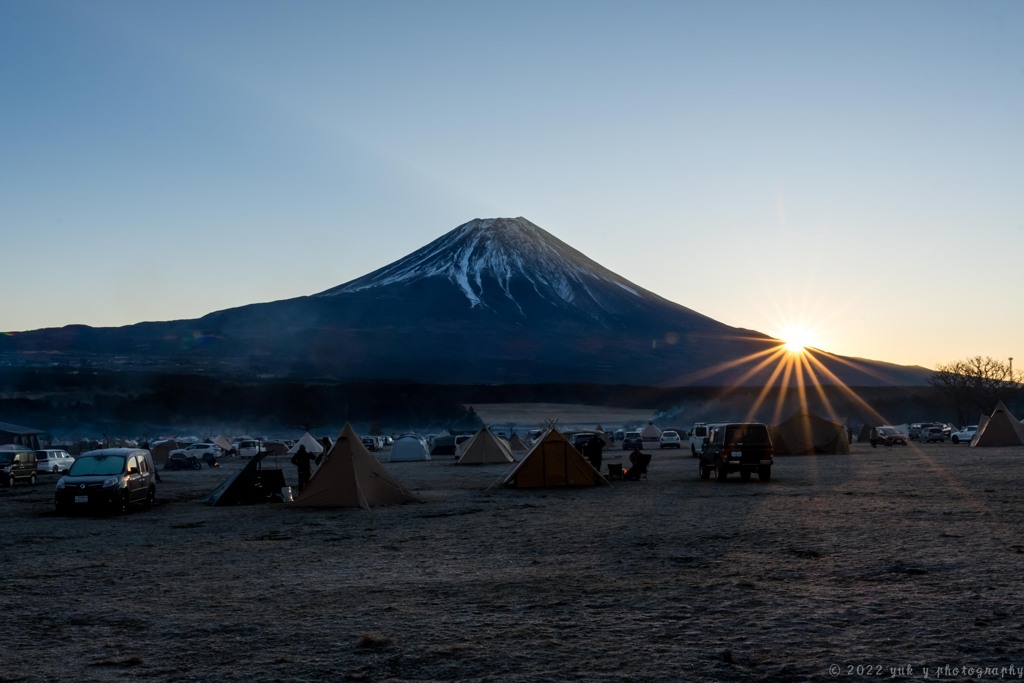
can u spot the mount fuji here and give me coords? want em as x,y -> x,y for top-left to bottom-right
1,217 -> 928,386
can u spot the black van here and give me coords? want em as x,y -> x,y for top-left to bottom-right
699,423 -> 773,482
1,448 -> 38,486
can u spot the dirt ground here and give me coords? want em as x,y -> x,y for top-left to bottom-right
2,437 -> 1023,683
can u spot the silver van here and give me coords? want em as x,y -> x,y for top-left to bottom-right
36,449 -> 75,474
690,422 -> 709,457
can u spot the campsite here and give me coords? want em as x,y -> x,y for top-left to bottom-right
2,422 -> 1023,682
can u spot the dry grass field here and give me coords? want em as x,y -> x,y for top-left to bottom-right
2,435 -> 1023,682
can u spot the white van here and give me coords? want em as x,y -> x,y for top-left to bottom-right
36,449 -> 75,473
237,440 -> 264,459
690,423 -> 709,457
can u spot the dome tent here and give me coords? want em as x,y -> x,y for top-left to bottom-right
771,411 -> 850,455
385,434 -> 431,462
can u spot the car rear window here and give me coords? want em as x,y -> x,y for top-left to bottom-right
693,427 -> 707,437
724,425 -> 770,446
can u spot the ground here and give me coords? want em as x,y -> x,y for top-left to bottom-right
2,437 -> 1023,682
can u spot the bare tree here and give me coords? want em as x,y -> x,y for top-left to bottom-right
930,356 -> 1022,425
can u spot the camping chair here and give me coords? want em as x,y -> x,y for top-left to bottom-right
622,451 -> 651,481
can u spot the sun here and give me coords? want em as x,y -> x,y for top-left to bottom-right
780,325 -> 816,354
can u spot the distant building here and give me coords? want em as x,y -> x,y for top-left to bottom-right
0,421 -> 45,450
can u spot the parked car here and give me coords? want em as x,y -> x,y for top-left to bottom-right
869,426 -> 909,447
908,423 -> 928,440
571,432 -> 597,450
689,422 -> 709,457
168,443 -> 222,466
55,448 -> 156,514
659,430 -> 682,449
918,426 -> 946,443
950,425 -> 978,444
164,452 -> 203,470
236,440 -> 264,459
0,447 -> 38,486
35,449 -> 75,473
361,437 -> 378,452
622,431 -> 643,450
698,423 -> 773,482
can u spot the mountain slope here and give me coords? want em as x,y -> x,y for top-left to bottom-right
0,217 -> 929,386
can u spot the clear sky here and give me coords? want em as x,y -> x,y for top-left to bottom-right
3,1 -> 1022,370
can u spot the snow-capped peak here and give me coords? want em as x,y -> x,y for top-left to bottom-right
317,217 -> 643,312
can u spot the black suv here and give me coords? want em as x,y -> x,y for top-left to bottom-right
869,426 -> 908,447
55,448 -> 156,514
1,448 -> 38,486
699,423 -> 773,482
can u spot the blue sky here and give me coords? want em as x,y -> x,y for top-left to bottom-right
3,0 -> 1022,370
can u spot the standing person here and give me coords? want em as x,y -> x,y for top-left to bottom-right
317,436 -> 332,465
583,433 -> 605,473
291,445 -> 315,492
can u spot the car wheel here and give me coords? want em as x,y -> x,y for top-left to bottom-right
691,445 -> 697,457
191,460 -> 202,471
6,475 -> 14,488
951,436 -> 960,444
699,464 -> 710,480
117,492 -> 130,514
740,469 -> 751,482
52,465 -> 59,473
29,473 -> 36,486
144,487 -> 155,509
758,466 -> 772,482
716,466 -> 728,482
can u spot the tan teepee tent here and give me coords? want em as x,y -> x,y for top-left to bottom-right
502,427 -> 608,488
456,426 -> 515,465
293,424 -> 418,508
287,432 -> 325,455
970,402 -> 1024,447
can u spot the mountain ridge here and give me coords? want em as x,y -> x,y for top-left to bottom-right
0,217 -> 930,387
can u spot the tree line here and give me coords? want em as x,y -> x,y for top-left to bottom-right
930,356 -> 1023,426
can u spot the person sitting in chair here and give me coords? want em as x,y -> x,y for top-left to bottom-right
623,449 -> 651,481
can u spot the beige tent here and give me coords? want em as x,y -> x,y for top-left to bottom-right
287,432 -> 325,455
771,411 -> 850,455
640,422 -> 662,447
212,434 -> 233,451
502,427 -> 609,488
970,402 -> 1024,447
294,424 -> 418,509
456,426 -> 515,465
149,439 -> 183,463
508,433 -> 528,452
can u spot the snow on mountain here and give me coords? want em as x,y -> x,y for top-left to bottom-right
317,217 -> 645,315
